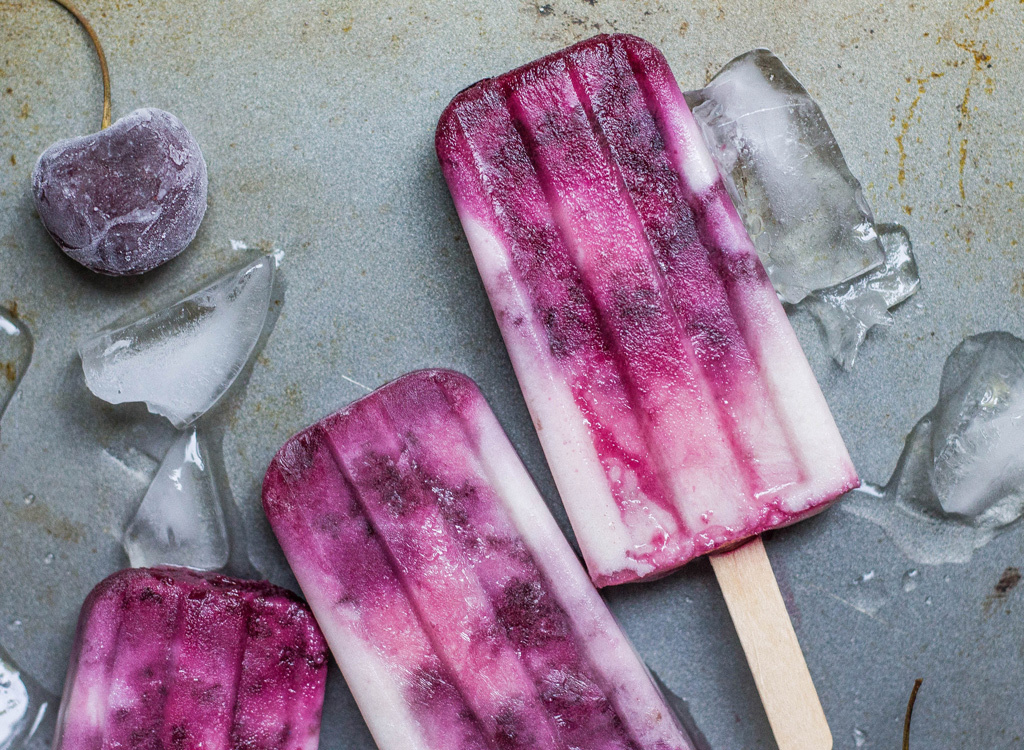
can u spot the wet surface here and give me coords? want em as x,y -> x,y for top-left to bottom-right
1,1 -> 1023,748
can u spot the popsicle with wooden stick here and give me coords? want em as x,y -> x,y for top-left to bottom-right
436,33 -> 858,749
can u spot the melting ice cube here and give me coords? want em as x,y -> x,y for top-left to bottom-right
0,309 -> 32,420
803,224 -> 921,369
0,645 -> 55,750
930,333 -> 1024,517
843,332 -> 1024,564
80,253 -> 278,428
123,428 -> 229,570
686,49 -> 885,304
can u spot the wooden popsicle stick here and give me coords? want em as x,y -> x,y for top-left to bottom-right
710,536 -> 832,750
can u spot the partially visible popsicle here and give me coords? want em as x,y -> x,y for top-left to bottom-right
263,369 -> 695,750
435,33 -> 859,587
53,567 -> 328,750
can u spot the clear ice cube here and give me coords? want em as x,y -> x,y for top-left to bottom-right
686,49 -> 885,304
930,333 -> 1024,518
79,253 -> 278,428
0,310 -> 32,421
0,645 -> 55,750
842,332 -> 1024,564
803,224 -> 920,369
123,428 -> 229,570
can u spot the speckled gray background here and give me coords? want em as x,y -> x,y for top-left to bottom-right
1,1 -> 1023,748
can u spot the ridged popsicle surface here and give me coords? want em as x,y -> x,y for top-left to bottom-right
263,369 -> 694,750
54,567 -> 328,750
435,33 -> 859,586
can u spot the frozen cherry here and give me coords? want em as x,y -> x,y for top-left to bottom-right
33,108 -> 208,275
29,0 -> 208,276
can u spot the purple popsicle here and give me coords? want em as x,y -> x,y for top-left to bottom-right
263,369 -> 695,750
435,34 -> 859,587
53,567 -> 328,750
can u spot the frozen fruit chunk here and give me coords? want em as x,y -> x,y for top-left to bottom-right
263,369 -> 695,750
32,108 -> 207,276
53,567 -> 328,750
0,309 -> 32,420
436,34 -> 858,585
123,428 -> 229,570
686,49 -> 885,304
80,253 -> 277,428
843,332 -> 1024,564
803,224 -> 920,369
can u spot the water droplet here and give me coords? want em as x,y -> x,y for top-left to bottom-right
902,569 -> 920,592
857,570 -> 876,583
6,619 -> 21,632
22,493 -> 35,506
854,727 -> 867,747
42,553 -> 54,565
925,596 -> 933,605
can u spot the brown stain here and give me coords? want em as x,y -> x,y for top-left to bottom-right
6,498 -> 86,544
951,39 -> 992,201
895,72 -> 945,187
983,566 -> 1021,614
995,568 -> 1022,595
1011,270 -> 1024,297
2,361 -> 16,382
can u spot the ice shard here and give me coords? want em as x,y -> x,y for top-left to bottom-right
80,253 -> 278,428
123,428 -> 229,570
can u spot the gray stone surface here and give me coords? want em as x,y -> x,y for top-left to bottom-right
1,1 -> 1022,748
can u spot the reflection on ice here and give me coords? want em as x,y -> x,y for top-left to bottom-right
80,253 -> 279,428
0,309 -> 32,420
0,645 -> 54,750
843,333 -> 1024,564
687,50 -> 920,367
123,428 -> 229,570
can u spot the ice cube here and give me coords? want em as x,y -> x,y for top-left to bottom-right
80,253 -> 278,428
0,309 -> 32,420
686,49 -> 885,304
930,333 -> 1024,518
842,332 -> 1024,564
123,428 -> 229,570
0,645 -> 55,750
803,224 -> 921,369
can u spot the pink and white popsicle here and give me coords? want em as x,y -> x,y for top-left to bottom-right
53,566 -> 328,750
435,33 -> 859,587
263,369 -> 695,750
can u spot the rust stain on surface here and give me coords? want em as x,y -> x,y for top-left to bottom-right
951,39 -> 992,201
1011,270 -> 1024,297
6,498 -> 86,544
983,566 -> 1021,614
895,72 -> 945,187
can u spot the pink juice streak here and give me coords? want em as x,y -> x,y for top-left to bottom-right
263,369 -> 695,750
436,34 -> 859,587
53,567 -> 328,750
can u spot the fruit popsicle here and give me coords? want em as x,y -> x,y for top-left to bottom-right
54,567 -> 328,750
263,369 -> 695,750
435,33 -> 859,587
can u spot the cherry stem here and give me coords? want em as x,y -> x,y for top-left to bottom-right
48,0 -> 111,129
902,678 -> 923,750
